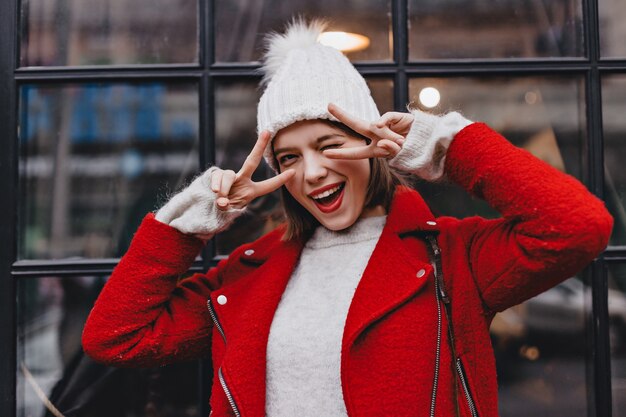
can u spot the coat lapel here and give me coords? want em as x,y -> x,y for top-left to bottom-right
342,229 -> 433,349
213,186 -> 437,416
343,186 -> 438,350
212,236 -> 303,417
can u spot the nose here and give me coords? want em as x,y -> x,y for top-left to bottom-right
303,153 -> 328,184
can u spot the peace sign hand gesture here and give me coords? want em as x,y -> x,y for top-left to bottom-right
323,103 -> 415,160
211,131 -> 295,211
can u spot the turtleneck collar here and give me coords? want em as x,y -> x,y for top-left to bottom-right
305,215 -> 387,249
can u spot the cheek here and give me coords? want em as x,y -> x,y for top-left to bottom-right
360,160 -> 371,180
284,172 -> 305,202
337,159 -> 370,204
333,158 -> 370,177
349,160 -> 371,188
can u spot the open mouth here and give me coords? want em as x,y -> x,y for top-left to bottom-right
309,182 -> 345,213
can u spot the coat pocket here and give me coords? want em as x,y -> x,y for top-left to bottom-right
455,357 -> 480,417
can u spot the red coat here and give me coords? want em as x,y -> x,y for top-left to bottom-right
83,123 -> 613,417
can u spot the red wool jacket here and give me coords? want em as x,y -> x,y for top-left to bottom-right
82,123 -> 613,417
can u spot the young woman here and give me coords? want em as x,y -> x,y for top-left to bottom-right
82,19 -> 613,417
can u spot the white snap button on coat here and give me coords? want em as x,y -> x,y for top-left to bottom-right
426,221 -> 437,226
416,269 -> 427,278
244,249 -> 255,256
217,295 -> 228,305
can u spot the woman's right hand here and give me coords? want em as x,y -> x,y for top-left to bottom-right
211,131 -> 295,210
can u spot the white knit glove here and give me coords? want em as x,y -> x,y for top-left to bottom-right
155,166 -> 245,239
389,110 -> 472,181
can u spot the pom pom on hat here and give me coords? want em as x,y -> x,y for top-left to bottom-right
260,17 -> 328,87
257,17 -> 380,171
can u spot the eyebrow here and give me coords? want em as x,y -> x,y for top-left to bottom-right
273,133 -> 345,155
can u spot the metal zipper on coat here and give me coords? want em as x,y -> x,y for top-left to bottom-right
207,298 -> 226,341
207,298 -> 241,417
429,263 -> 443,417
218,367 -> 241,417
455,358 -> 479,417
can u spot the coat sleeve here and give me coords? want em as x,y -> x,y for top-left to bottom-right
82,212 -> 224,367
445,123 -> 613,313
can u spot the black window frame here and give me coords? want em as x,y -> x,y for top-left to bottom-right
2,0 -> 626,416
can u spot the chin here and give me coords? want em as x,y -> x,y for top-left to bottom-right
315,211 -> 361,232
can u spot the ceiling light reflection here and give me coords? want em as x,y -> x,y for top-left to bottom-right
525,91 -> 541,105
419,87 -> 441,108
318,31 -> 370,53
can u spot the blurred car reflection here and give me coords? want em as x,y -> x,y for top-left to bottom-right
491,278 -> 626,359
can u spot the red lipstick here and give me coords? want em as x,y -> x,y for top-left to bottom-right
308,182 -> 344,198
309,182 -> 345,214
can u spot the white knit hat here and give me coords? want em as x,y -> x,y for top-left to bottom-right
258,18 -> 381,171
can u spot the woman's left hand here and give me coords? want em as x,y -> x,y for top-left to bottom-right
324,103 -> 414,159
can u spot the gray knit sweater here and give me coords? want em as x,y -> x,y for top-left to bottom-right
265,215 -> 386,417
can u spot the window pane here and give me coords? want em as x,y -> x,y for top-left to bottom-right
213,76 -> 394,255
409,76 -> 588,415
493,276 -> 591,417
367,77 -> 395,114
602,75 -> 626,246
408,0 -> 584,60
19,83 -> 199,260
214,0 -> 392,63
409,76 -> 586,218
608,263 -> 626,417
20,0 -> 198,67
213,81 -> 278,255
17,276 -> 200,417
599,0 -> 626,58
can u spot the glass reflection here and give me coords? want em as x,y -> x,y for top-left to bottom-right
608,263 -> 626,417
409,76 -> 585,219
599,0 -> 626,58
408,0 -> 584,60
20,0 -> 198,67
213,81 -> 281,255
19,83 -> 199,260
408,76 -> 588,415
493,276 -> 591,417
215,0 -> 392,63
367,78 -> 395,114
17,276 -> 200,417
601,75 -> 626,246
213,77 -> 394,255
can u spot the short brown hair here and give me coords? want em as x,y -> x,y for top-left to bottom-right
275,120 -> 407,241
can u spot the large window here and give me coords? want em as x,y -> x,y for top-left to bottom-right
1,0 -> 624,416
